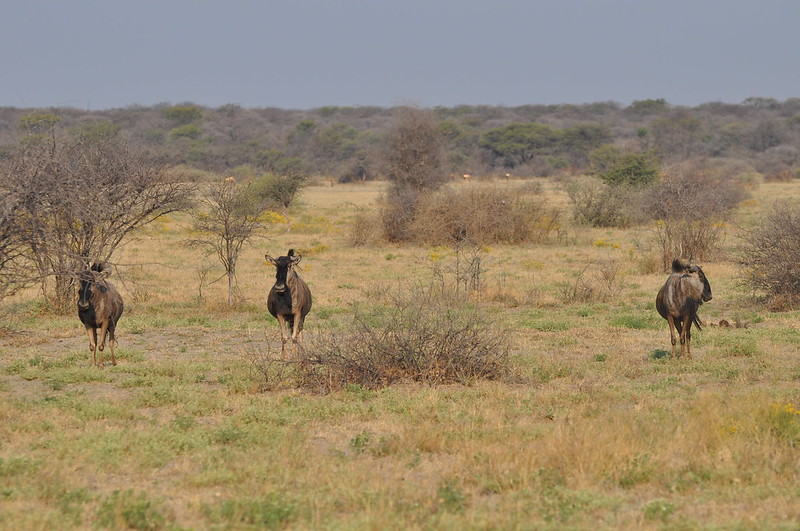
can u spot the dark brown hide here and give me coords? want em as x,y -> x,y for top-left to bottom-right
78,263 -> 124,366
266,249 -> 312,354
656,259 -> 712,359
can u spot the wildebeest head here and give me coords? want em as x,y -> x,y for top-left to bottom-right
687,264 -> 713,302
674,259 -> 712,303
78,263 -> 110,309
265,249 -> 301,294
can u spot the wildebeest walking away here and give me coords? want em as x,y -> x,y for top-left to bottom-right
78,263 -> 124,367
266,249 -> 312,355
656,258 -> 712,359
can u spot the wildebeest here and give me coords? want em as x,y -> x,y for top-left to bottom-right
77,263 -> 124,367
656,258 -> 712,359
266,249 -> 312,354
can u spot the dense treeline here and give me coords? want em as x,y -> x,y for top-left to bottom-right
1,97 -> 800,181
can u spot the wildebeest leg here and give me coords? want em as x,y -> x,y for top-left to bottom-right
683,316 -> 693,360
666,315 -> 678,358
291,314 -> 303,343
108,323 -> 118,366
677,314 -> 691,359
97,321 -> 110,367
276,314 -> 289,356
86,326 -> 98,366
675,320 -> 685,358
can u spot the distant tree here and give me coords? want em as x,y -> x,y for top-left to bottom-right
480,122 -> 560,167
627,99 -> 669,114
162,105 -> 204,125
285,120 -> 317,156
747,120 -> 786,152
383,107 -> 446,191
650,114 -> 704,160
589,145 -> 660,187
71,120 -> 122,141
742,97 -> 780,110
559,123 -> 612,167
250,171 -> 309,231
381,107 -> 446,241
309,123 -> 360,170
17,113 -> 61,135
169,123 -> 203,140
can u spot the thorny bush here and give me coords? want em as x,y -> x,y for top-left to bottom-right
254,285 -> 510,393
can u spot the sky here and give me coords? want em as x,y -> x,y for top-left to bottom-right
2,0 -> 799,110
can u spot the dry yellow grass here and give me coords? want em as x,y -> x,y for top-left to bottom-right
0,177 -> 798,529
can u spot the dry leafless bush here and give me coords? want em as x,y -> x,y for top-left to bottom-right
257,286 -> 510,393
739,202 -> 800,309
409,187 -> 560,245
559,259 -> 624,304
640,164 -> 748,269
349,210 -> 381,247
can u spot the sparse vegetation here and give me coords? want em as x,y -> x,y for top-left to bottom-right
740,202 -> 800,308
0,101 -> 799,529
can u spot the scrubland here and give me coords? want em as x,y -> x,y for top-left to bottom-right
1,178 -> 799,530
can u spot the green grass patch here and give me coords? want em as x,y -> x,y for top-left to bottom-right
609,313 -> 660,330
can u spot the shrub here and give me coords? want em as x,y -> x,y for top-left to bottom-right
348,210 -> 380,246
640,164 -> 748,268
739,203 -> 800,307
565,177 -> 640,228
290,286 -> 510,392
380,187 -> 420,242
588,145 -> 659,187
410,186 -> 560,245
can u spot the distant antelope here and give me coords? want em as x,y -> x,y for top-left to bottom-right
77,263 -> 124,367
266,249 -> 312,355
656,259 -> 712,359
462,173 -> 472,182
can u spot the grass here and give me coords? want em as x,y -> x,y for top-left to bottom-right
0,178 -> 799,529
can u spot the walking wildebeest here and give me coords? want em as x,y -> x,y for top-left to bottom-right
266,249 -> 312,354
77,263 -> 124,367
656,258 -> 712,359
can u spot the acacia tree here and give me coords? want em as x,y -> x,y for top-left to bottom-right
0,133 -> 194,311
479,122 -> 560,168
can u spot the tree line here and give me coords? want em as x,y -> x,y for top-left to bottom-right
1,97 -> 799,181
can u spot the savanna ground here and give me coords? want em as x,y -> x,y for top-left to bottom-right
1,178 -> 799,530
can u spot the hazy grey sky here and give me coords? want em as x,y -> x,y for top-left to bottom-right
3,0 -> 799,110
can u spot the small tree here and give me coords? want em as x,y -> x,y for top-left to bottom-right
480,122 -> 560,168
0,134 -> 193,311
250,172 -> 308,231
589,145 -> 660,187
381,107 -> 446,242
188,178 -> 272,306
